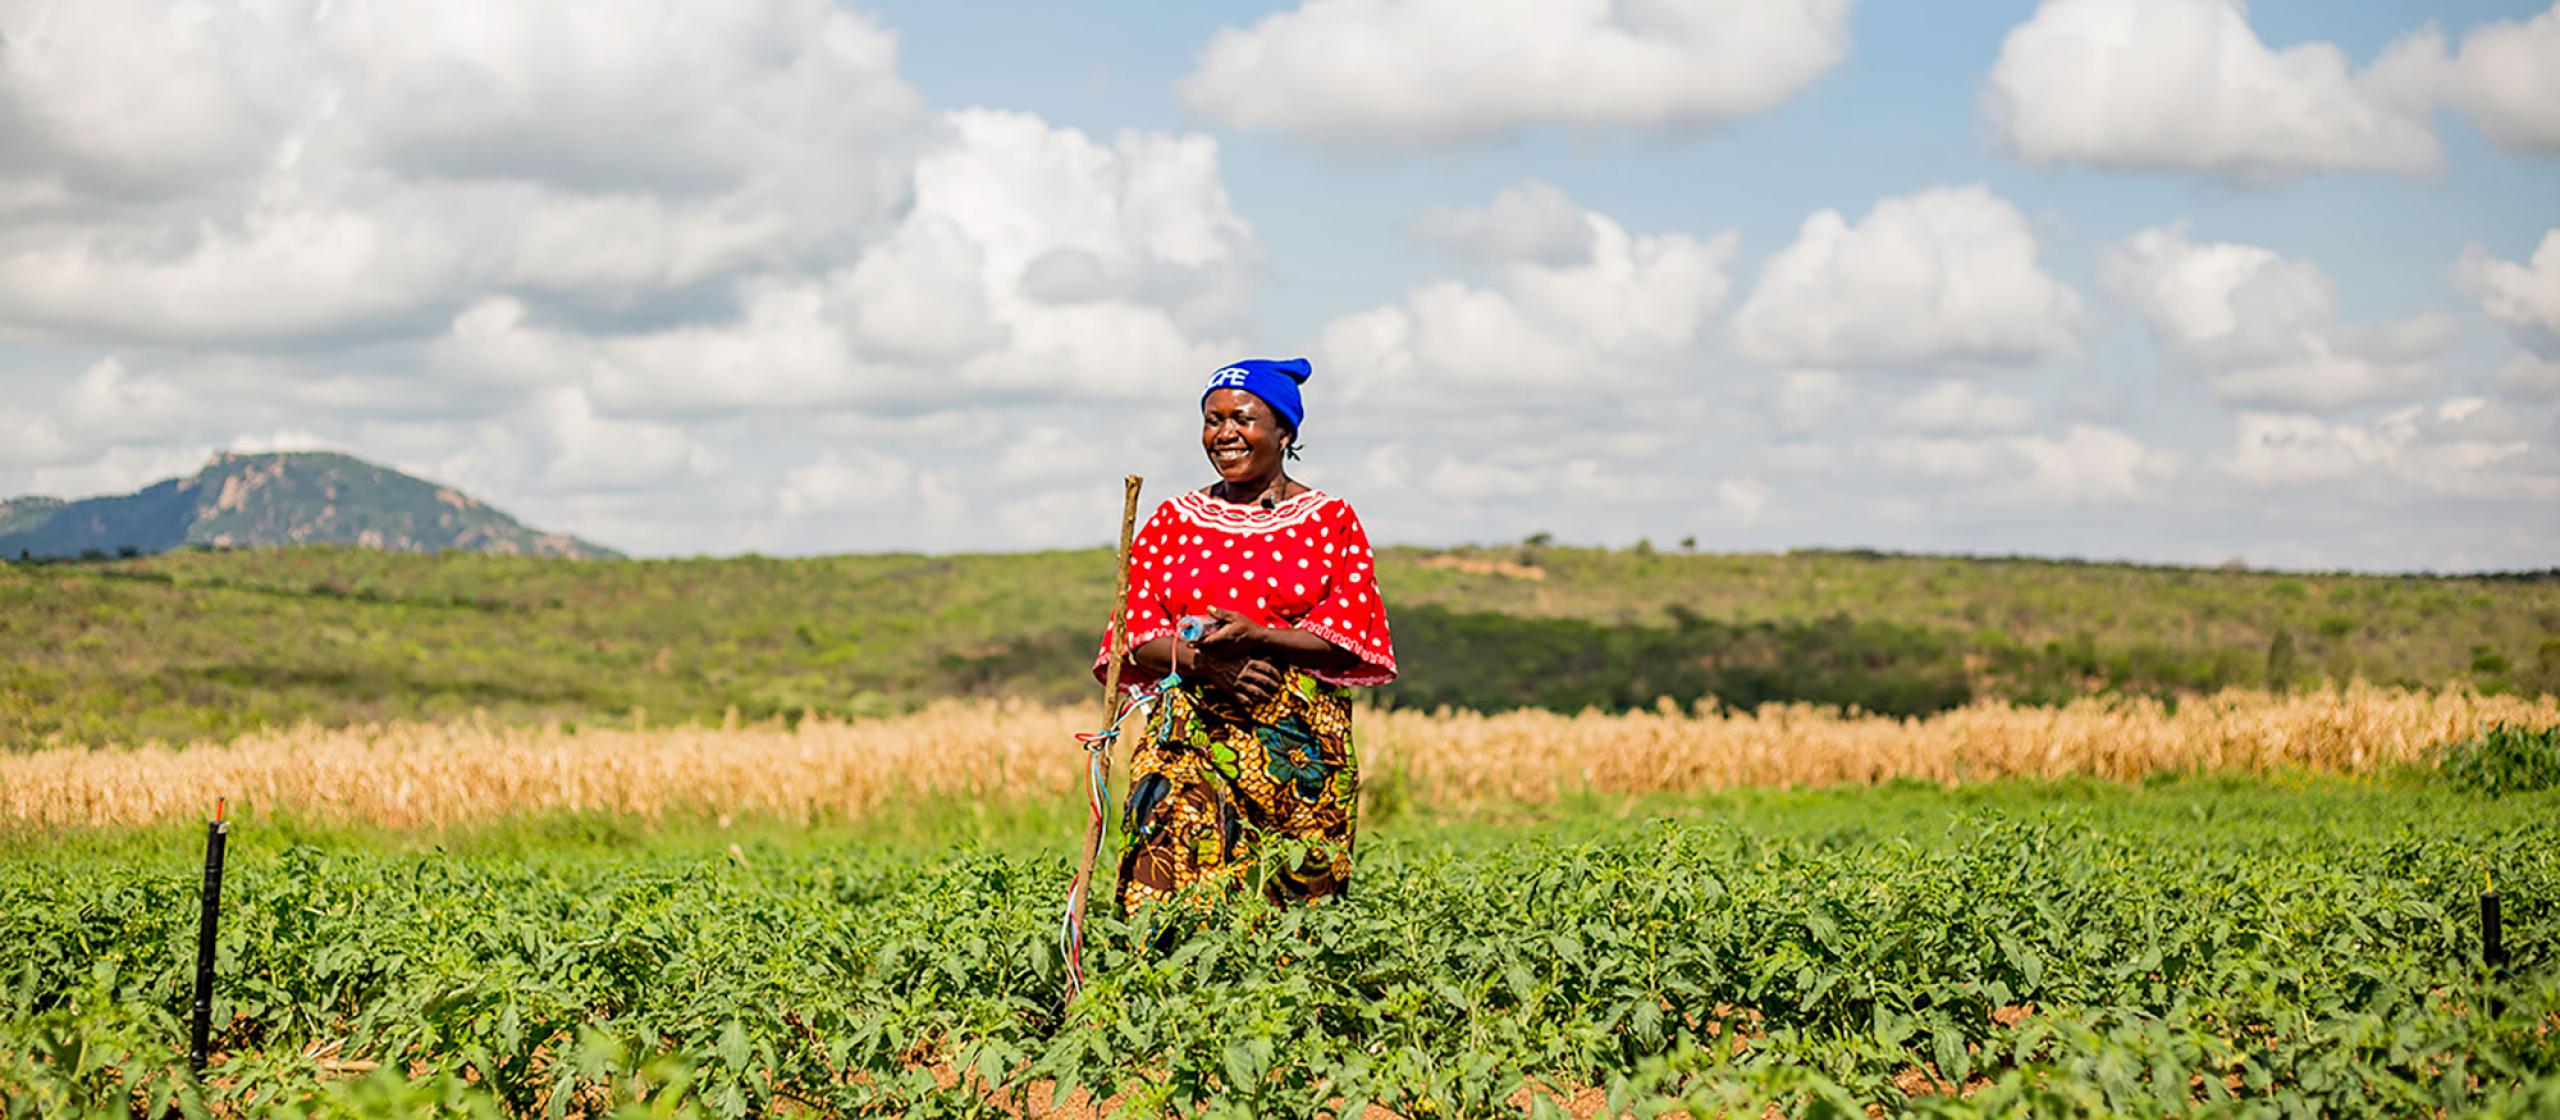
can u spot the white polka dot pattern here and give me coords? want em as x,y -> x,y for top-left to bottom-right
1088,489 -> 1397,688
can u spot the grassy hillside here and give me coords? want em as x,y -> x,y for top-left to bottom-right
3,543 -> 2554,748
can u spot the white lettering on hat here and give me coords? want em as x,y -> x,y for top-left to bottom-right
1208,367 -> 1252,388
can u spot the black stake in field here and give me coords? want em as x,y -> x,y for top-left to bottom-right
188,798 -> 228,1074
2482,874 -> 2507,1020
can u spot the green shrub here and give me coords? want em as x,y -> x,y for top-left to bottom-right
2441,723 -> 2560,795
2265,628 -> 2299,692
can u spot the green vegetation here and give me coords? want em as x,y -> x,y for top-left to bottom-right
2442,724 -> 2560,795
6,778 -> 2554,1116
5,544 -> 2555,748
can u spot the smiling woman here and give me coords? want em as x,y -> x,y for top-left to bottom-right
1092,358 -> 1398,911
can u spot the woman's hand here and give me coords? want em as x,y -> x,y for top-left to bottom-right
1191,644 -> 1285,705
1130,608 -> 1357,704
1186,607 -> 1365,695
1192,608 -> 1270,656
1192,610 -> 1286,703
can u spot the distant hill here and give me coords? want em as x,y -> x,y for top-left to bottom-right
0,451 -> 619,561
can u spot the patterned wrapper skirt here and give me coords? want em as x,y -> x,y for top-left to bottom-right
1114,668 -> 1358,911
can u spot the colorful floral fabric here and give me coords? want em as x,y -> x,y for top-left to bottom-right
1093,489 -> 1394,909
1115,668 -> 1358,910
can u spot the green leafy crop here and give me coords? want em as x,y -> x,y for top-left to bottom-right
4,782 -> 2556,1117
2442,724 -> 2560,796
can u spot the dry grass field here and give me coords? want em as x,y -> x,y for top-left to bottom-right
6,684 -> 2550,831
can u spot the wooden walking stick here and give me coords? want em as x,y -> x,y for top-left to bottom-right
1098,474 -> 1144,740
1063,474 -> 1142,1002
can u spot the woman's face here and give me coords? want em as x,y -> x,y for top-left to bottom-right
1201,388 -> 1289,484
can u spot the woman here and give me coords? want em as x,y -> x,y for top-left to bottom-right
1094,357 -> 1397,910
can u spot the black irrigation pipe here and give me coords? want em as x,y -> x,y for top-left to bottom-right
188,799 -> 228,1075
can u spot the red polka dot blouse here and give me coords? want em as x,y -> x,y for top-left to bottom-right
1092,488 -> 1397,689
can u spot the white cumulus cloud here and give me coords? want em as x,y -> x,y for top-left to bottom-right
1181,0 -> 1851,148
55,357 -> 192,446
2372,3 -> 2560,154
418,110 -> 1259,417
2457,231 -> 2560,359
0,0 -> 933,346
2005,424 -> 2170,505
1770,369 -> 1847,432
0,0 -> 2548,570
0,0 -> 304,197
1863,424 -> 2174,507
1717,478 -> 1771,526
0,0 -> 1266,550
775,448 -> 920,516
1984,0 -> 2438,179
1886,380 -> 2035,434
2219,405 -> 2550,499
1320,187 -> 1737,401
1730,185 -> 2085,370
526,387 -> 721,492
2498,355 -> 2560,396
1410,182 -> 1597,269
2104,224 -> 2451,410
0,356 -> 198,468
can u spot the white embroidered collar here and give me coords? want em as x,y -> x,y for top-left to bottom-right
1168,488 -> 1333,533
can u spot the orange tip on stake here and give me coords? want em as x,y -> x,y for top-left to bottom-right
214,797 -> 226,824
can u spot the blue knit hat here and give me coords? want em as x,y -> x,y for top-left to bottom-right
1201,358 -> 1313,432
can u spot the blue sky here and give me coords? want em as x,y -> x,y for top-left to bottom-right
1,0 -> 2555,570
866,0 -> 2558,333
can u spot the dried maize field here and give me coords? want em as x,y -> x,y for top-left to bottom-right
3,684 -> 2550,831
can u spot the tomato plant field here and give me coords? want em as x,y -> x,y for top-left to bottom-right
5,780 -> 2555,1118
